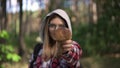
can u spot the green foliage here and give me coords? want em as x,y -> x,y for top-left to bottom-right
7,53 -> 21,62
0,44 -> 21,62
0,30 -> 9,40
0,30 -> 21,65
72,22 -> 120,56
25,32 -> 39,48
72,0 -> 120,57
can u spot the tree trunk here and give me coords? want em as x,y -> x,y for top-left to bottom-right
49,0 -> 63,11
89,0 -> 98,23
0,0 -> 7,30
18,0 -> 26,57
0,4 -> 2,31
71,0 -> 80,24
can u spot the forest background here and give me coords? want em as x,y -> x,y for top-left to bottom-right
0,0 -> 120,68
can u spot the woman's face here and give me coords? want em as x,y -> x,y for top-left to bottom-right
48,17 -> 66,39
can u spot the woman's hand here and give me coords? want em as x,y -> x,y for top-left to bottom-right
61,40 -> 73,53
57,40 -> 73,57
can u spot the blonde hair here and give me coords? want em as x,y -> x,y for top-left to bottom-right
42,17 -> 58,61
42,14 -> 67,61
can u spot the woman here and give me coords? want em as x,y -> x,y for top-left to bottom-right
29,9 -> 82,68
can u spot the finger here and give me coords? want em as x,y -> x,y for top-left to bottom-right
62,44 -> 73,52
62,40 -> 72,44
62,44 -> 72,48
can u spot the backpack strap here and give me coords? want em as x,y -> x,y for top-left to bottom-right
29,43 -> 43,68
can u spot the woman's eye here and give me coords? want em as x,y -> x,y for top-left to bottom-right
59,25 -> 66,28
49,24 -> 66,29
49,24 -> 56,28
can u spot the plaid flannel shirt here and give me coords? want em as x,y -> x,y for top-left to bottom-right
29,41 -> 82,68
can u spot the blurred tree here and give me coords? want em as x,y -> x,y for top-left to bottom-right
24,0 -> 32,36
48,0 -> 64,11
0,0 -> 8,31
70,0 -> 90,24
18,0 -> 26,57
71,0 -> 79,24
73,0 -> 120,56
95,0 -> 120,55
89,0 -> 98,23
